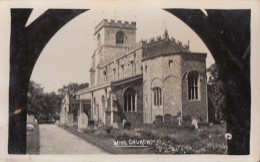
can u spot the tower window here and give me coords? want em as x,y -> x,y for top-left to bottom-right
187,71 -> 200,100
116,31 -> 125,44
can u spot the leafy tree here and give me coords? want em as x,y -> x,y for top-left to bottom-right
58,82 -> 89,97
27,81 -> 44,115
27,81 -> 89,121
207,63 -> 227,120
27,81 -> 62,120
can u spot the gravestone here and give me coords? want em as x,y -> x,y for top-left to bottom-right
122,119 -> 127,129
164,114 -> 172,123
27,114 -> 35,124
88,120 -> 95,127
155,115 -> 163,125
125,122 -> 131,129
111,122 -> 119,129
191,118 -> 199,129
78,113 -> 88,132
177,116 -> 182,126
66,113 -> 74,127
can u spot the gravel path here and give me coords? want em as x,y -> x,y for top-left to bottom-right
39,124 -> 107,154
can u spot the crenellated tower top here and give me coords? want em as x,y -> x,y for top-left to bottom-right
94,19 -> 136,35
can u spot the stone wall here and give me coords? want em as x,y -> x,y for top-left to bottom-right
142,54 -> 182,123
181,53 -> 208,122
91,88 -> 108,123
99,48 -> 143,84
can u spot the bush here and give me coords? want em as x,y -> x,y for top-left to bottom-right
149,139 -> 195,154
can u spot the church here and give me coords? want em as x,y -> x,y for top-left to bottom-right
63,19 -> 210,127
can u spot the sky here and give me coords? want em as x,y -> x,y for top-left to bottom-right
29,8 -> 215,93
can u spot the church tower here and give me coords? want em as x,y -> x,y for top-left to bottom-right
94,19 -> 136,63
90,19 -> 137,86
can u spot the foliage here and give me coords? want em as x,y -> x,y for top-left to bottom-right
207,63 -> 227,120
61,122 -> 227,154
27,81 -> 61,121
58,82 -> 89,97
27,81 -> 89,121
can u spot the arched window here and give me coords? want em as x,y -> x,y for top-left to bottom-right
145,65 -> 147,73
187,71 -> 200,100
116,31 -> 125,44
123,88 -> 136,112
153,87 -> 162,106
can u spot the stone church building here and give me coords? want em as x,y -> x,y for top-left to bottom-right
71,19 -> 209,127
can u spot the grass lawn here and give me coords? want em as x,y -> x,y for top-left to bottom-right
61,125 -> 150,154
60,123 -> 227,154
26,123 -> 40,154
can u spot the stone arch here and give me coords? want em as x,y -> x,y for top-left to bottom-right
151,77 -> 163,89
167,9 -> 250,154
9,9 -> 250,155
122,86 -> 136,96
8,9 -> 87,153
182,71 -> 206,81
163,74 -> 178,83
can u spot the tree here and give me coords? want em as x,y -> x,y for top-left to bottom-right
207,63 -> 227,120
27,81 -> 44,115
58,82 -> 89,97
27,81 -> 62,120
9,9 -> 87,153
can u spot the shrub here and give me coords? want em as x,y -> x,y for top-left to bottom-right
182,115 -> 191,122
149,139 -> 195,154
105,125 -> 113,134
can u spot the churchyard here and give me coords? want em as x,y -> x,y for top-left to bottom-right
60,121 -> 227,154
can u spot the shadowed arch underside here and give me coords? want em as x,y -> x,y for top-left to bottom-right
165,9 -> 250,155
9,9 -> 88,154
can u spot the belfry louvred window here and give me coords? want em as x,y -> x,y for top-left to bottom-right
116,31 -> 125,44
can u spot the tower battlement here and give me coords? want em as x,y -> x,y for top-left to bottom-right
141,34 -> 190,50
94,19 -> 136,34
